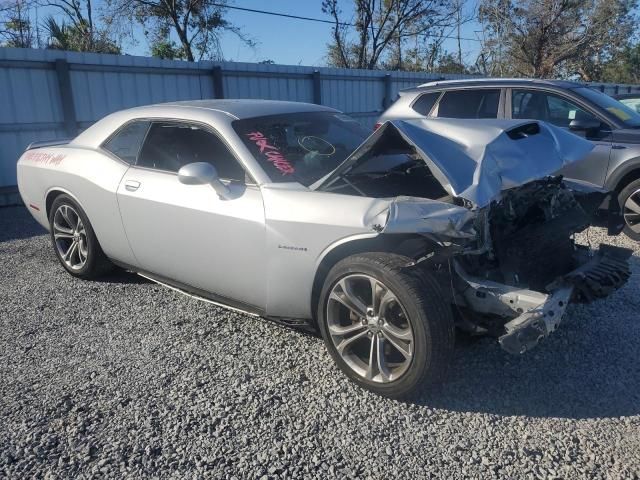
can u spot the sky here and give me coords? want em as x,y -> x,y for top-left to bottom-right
129,0 -> 483,67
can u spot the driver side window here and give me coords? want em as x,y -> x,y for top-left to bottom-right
512,90 -> 599,128
137,122 -> 246,181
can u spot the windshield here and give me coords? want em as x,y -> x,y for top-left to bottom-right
233,111 -> 369,186
575,87 -> 640,127
619,97 -> 640,114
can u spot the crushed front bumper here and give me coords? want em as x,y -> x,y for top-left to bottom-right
499,244 -> 632,354
455,244 -> 632,355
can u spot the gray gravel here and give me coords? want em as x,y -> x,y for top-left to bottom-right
1,205 -> 639,479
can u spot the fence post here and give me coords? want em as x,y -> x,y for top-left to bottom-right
212,66 -> 224,99
54,59 -> 78,136
614,85 -> 619,95
383,74 -> 393,109
312,70 -> 322,104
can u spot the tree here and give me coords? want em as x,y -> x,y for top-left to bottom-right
322,0 -> 460,70
477,0 -> 637,79
599,44 -> 640,83
109,0 -> 253,62
0,0 -> 35,47
44,15 -> 120,53
474,0 -> 512,76
150,38 -> 184,59
40,0 -> 121,52
435,52 -> 468,74
564,0 -> 637,81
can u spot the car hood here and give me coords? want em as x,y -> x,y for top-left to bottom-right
314,118 -> 595,208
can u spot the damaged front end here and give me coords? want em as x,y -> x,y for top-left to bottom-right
453,177 -> 631,354
317,118 -> 631,354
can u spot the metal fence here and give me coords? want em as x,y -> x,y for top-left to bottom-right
585,82 -> 640,96
1,46 -> 639,192
0,47 -> 476,190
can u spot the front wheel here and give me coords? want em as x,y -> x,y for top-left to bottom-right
619,178 -> 640,241
317,253 -> 455,399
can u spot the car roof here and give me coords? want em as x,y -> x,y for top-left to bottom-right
152,99 -> 336,119
402,78 -> 584,94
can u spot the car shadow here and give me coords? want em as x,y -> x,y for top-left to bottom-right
94,269 -> 152,285
410,254 -> 640,420
0,206 -> 47,242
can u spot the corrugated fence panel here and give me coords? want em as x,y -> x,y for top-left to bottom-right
217,61 -> 314,102
587,83 -> 640,95
1,46 -> 639,189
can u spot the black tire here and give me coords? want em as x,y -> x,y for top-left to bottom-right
48,194 -> 113,279
619,178 -> 640,241
317,252 -> 455,399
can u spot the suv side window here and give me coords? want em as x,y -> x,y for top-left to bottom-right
137,122 -> 246,181
412,92 -> 440,116
436,89 -> 500,119
512,90 -> 599,128
103,121 -> 150,164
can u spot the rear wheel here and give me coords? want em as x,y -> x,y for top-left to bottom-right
317,253 -> 454,399
49,194 -> 113,279
619,178 -> 640,241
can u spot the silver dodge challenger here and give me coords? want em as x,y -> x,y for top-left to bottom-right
17,100 -> 631,398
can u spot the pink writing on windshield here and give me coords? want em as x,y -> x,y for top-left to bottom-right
246,132 -> 295,175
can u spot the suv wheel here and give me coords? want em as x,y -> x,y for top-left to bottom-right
49,194 -> 113,279
317,253 -> 454,399
619,178 -> 640,241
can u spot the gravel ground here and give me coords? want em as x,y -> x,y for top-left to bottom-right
1,206 -> 639,479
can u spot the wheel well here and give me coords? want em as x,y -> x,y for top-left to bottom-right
45,189 -> 66,219
614,168 -> 640,194
310,234 -> 438,327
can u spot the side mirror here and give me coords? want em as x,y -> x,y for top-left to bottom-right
178,162 -> 230,198
569,118 -> 600,132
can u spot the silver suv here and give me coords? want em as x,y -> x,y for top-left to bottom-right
378,79 -> 640,240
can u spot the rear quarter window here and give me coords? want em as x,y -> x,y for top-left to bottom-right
411,92 -> 440,116
103,121 -> 150,163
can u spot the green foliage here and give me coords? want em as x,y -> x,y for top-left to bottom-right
0,0 -> 34,48
150,39 -> 185,60
112,0 -> 254,62
435,52 -> 469,75
44,15 -> 120,53
477,0 -> 638,80
599,44 -> 640,83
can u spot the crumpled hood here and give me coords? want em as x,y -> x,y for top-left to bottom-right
316,118 -> 595,208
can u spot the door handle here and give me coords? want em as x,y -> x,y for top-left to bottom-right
125,180 -> 141,192
612,145 -> 626,150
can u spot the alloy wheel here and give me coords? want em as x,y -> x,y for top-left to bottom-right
624,188 -> 640,234
52,204 -> 88,270
326,274 -> 414,383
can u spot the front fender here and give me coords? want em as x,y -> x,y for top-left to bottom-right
604,156 -> 640,192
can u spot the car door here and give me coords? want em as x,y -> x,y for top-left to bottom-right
116,120 -> 267,311
509,88 -> 613,187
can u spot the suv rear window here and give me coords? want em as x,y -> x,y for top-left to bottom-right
436,89 -> 500,119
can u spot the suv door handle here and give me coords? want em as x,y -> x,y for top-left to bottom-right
612,145 -> 626,150
125,180 -> 141,192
